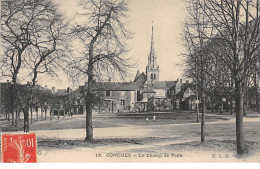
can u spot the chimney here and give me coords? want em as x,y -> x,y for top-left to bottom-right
180,79 -> 182,85
52,86 -> 55,93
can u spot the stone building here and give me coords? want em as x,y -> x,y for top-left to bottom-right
88,82 -> 138,113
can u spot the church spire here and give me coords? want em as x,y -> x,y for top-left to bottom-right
148,22 -> 157,69
146,22 -> 159,85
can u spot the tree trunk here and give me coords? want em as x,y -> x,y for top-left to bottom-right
50,107 -> 53,120
18,111 -> 20,120
10,84 -> 15,126
235,80 -> 244,155
230,96 -> 233,115
256,92 -> 260,114
201,91 -> 206,143
7,111 -> 10,121
15,109 -> 18,127
257,91 -> 260,114
36,107 -> 39,121
243,81 -> 248,116
200,61 -> 206,143
85,42 -> 95,142
12,111 -> 14,125
243,103 -> 247,116
58,108 -> 60,119
85,101 -> 93,141
30,107 -> 33,124
41,108 -> 43,121
44,108 -> 47,120
23,108 -> 29,133
196,100 -> 199,122
254,73 -> 259,114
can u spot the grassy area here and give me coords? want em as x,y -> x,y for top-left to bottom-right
103,111 -> 230,126
0,116 -> 122,132
1,111 -> 259,131
0,111 -> 230,131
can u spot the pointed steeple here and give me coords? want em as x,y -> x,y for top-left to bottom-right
146,22 -> 159,85
134,69 -> 140,82
148,22 -> 157,69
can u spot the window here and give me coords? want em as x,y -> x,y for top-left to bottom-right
120,100 -> 125,106
151,74 -> 153,80
77,99 -> 80,104
106,90 -> 111,97
154,74 -> 156,80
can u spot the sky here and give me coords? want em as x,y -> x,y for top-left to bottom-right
127,0 -> 186,77
2,0 -> 188,90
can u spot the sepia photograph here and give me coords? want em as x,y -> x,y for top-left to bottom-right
0,0 -> 260,163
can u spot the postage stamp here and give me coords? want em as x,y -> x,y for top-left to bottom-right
1,133 -> 37,163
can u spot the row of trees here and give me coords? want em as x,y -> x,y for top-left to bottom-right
1,0 -> 132,141
0,82 -> 79,127
182,0 -> 260,155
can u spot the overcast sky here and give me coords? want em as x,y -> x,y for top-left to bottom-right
9,0 -> 188,90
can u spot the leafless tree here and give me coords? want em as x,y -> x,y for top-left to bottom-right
1,0 -> 70,132
70,0 -> 132,141
20,0 -> 70,132
182,0 -> 214,142
194,0 -> 260,155
1,0 -> 33,125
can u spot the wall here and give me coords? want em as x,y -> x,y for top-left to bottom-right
153,89 -> 166,98
95,90 -> 136,113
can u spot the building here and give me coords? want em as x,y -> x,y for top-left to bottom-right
175,86 -> 196,110
86,82 -> 138,113
146,24 -> 159,86
51,87 -> 84,116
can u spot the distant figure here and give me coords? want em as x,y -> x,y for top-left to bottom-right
146,118 -> 149,121
153,115 -> 156,121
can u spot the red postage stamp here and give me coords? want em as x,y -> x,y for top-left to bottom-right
1,133 -> 37,163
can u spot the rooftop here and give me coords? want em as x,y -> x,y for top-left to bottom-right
149,81 -> 176,89
85,82 -> 138,91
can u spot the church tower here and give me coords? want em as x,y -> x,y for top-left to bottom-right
146,23 -> 159,85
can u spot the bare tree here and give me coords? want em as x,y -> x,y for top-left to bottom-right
1,0 -> 70,132
21,0 -> 70,131
1,0 -> 33,125
182,0 -> 213,142
195,0 -> 260,155
70,0 -> 132,141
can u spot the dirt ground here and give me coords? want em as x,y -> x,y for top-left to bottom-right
1,111 -> 260,162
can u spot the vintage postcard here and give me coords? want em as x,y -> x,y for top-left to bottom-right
0,0 -> 260,163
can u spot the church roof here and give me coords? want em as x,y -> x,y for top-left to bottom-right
134,70 -> 140,82
134,72 -> 147,88
150,81 -> 176,89
85,82 -> 138,91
